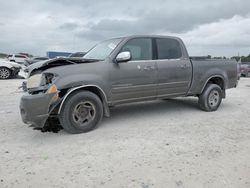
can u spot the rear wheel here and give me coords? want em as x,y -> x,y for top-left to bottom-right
198,84 -> 222,112
0,67 -> 11,79
59,91 -> 103,134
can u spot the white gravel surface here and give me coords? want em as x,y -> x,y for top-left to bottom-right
0,78 -> 250,188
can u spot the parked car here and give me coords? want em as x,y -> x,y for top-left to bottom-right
20,35 -> 238,134
7,54 -> 29,65
237,63 -> 241,80
68,52 -> 86,58
25,57 -> 49,65
0,59 -> 22,79
240,64 -> 250,77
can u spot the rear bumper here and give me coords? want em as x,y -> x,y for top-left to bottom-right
19,92 -> 57,128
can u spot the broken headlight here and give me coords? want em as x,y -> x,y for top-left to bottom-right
27,73 -> 43,89
40,73 -> 57,87
27,73 -> 57,89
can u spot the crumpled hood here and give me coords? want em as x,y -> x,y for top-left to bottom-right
27,57 -> 101,76
27,59 -> 49,71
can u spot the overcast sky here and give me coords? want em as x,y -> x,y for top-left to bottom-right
0,0 -> 250,57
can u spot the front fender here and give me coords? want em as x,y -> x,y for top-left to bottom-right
56,84 -> 110,118
54,74 -> 109,96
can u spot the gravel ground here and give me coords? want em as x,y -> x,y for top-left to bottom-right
0,78 -> 250,188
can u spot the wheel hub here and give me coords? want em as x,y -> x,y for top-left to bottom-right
208,90 -> 219,107
0,68 -> 10,79
72,101 -> 96,127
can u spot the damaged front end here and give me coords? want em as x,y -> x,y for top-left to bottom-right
19,72 -> 61,128
27,57 -> 100,77
19,57 -> 103,129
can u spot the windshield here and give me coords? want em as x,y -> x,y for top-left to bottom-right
83,38 -> 122,60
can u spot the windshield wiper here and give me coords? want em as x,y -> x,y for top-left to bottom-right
65,59 -> 77,64
82,58 -> 103,61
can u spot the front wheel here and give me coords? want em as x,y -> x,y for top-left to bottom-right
0,67 -> 11,79
59,91 -> 103,134
198,84 -> 222,112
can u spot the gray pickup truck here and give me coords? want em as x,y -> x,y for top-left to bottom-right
20,35 -> 238,133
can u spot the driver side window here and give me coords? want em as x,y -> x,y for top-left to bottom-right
121,38 -> 152,61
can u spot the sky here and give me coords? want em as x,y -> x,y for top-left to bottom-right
0,0 -> 250,57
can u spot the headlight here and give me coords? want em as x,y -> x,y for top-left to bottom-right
40,73 -> 57,86
27,73 -> 43,89
27,73 -> 57,89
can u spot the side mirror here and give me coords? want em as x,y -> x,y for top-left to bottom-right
116,51 -> 131,62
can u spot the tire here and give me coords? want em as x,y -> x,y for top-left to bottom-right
59,91 -> 103,134
198,84 -> 222,112
0,67 -> 11,79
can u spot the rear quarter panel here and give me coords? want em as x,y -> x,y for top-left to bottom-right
188,59 -> 237,95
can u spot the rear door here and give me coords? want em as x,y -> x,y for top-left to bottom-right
155,38 -> 192,97
110,38 -> 157,103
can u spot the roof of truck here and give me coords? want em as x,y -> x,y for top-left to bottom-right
112,34 -> 182,40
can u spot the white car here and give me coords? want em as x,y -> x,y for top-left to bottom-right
7,54 -> 29,65
0,59 -> 22,79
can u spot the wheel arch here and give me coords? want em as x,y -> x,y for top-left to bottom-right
58,85 -> 110,117
0,66 -> 12,71
201,75 -> 226,98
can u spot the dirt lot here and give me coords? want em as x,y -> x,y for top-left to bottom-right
0,78 -> 250,188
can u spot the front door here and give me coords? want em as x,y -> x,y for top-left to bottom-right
110,38 -> 157,103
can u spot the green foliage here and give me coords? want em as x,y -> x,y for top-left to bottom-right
0,53 -> 8,58
231,54 -> 250,62
241,54 -> 250,62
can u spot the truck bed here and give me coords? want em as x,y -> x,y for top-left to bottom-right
188,59 -> 238,95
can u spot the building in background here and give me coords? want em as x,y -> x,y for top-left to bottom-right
46,51 -> 72,59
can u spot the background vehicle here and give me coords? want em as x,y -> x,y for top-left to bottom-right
20,35 -> 238,134
68,52 -> 86,58
46,51 -> 72,59
240,64 -> 250,77
7,54 -> 29,65
25,57 -> 49,65
237,63 -> 241,80
0,59 -> 22,79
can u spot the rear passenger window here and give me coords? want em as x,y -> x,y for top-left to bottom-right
16,55 -> 25,58
156,38 -> 182,59
121,38 -> 152,61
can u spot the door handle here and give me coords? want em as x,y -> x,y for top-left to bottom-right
179,64 -> 189,69
143,66 -> 156,71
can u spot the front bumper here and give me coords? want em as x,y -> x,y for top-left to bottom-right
18,69 -> 28,79
20,92 -> 58,128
